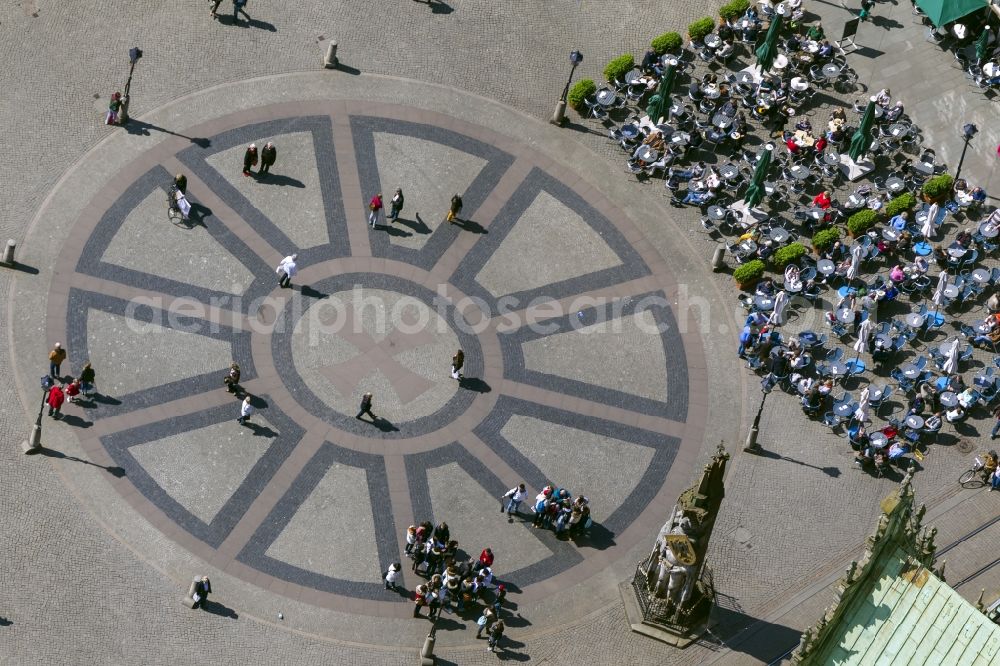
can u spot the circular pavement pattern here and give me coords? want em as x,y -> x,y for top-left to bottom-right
42,101 -> 705,616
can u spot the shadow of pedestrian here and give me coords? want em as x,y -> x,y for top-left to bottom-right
502,613 -> 532,628
124,120 -> 210,148
245,422 -> 278,438
296,285 -> 328,299
756,449 -> 841,477
91,393 -> 123,406
38,448 -> 126,477
397,214 -> 432,235
572,522 -> 616,550
379,223 -> 412,238
427,0 -> 455,14
371,417 -> 400,433
201,600 -> 239,619
0,617 -> 12,627
248,395 -> 270,409
58,414 -> 93,429
252,173 -> 304,187
452,217 -> 488,234
459,377 -> 491,393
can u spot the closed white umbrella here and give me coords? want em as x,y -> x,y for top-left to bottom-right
854,386 -> 870,422
931,270 -> 948,319
846,244 -> 864,282
942,337 -> 961,375
854,317 -> 874,354
923,203 -> 939,240
770,291 -> 790,326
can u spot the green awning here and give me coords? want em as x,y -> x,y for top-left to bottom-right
915,0 -> 987,27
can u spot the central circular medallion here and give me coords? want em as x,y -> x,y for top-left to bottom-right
270,272 -> 484,438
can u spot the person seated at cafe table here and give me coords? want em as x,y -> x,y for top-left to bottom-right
933,245 -> 949,265
807,23 -> 825,40
885,100 -> 905,123
742,20 -> 760,42
973,321 -> 1000,348
813,190 -> 832,210
888,210 -> 908,231
890,264 -> 906,283
801,385 -> 824,415
795,117 -> 813,133
955,228 -> 975,248
641,49 -> 663,76
681,188 -> 716,206
958,386 -> 978,409
641,130 -> 666,151
873,87 -> 892,108
946,404 -> 966,423
816,40 -> 834,59
907,394 -> 926,415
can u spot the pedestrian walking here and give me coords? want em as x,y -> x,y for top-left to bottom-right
192,576 -> 212,609
49,343 -> 66,378
451,349 -> 464,380
210,0 -> 224,18
259,142 -> 276,175
105,92 -> 122,125
474,547 -> 494,572
427,588 -> 442,620
243,143 -> 258,176
487,619 -> 505,653
501,483 -> 528,518
223,362 -> 241,394
79,361 -> 96,396
47,383 -> 65,418
174,173 -> 188,194
276,253 -> 298,288
387,188 -> 404,221
446,194 -> 463,224
858,0 -> 875,21
233,0 -> 249,21
368,193 -> 383,228
356,392 -> 376,420
475,608 -> 495,638
385,562 -> 401,590
237,395 -> 254,425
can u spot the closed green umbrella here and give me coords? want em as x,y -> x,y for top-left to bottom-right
755,15 -> 783,72
657,64 -> 677,100
743,147 -> 772,209
976,27 -> 991,63
848,101 -> 876,162
646,94 -> 665,124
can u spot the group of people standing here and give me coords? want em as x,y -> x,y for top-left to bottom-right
366,191 -> 463,229
399,521 -> 508,652
44,343 -> 97,419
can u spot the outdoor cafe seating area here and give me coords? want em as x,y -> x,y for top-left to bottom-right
580,0 -> 1000,477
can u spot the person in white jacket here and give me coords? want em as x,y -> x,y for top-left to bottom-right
237,395 -> 255,425
501,483 -> 528,518
276,253 -> 298,288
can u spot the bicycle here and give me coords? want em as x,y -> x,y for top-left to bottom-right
959,456 -> 990,488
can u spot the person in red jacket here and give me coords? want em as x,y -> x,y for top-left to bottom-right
474,547 -> 494,572
47,384 -> 65,418
64,378 -> 82,403
813,190 -> 832,209
368,192 -> 383,228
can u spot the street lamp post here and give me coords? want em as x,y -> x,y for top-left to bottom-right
955,123 -> 978,183
743,383 -> 771,454
120,46 -> 143,125
22,382 -> 49,454
551,50 -> 584,126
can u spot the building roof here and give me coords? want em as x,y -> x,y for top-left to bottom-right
818,545 -> 1000,665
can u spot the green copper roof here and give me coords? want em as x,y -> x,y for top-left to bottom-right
820,546 -> 1000,665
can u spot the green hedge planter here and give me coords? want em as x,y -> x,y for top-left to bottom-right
922,174 -> 954,202
811,228 -> 840,254
773,242 -> 807,270
719,0 -> 750,21
847,209 -> 879,237
604,54 -> 635,83
568,79 -> 597,113
733,259 -> 765,289
884,192 -> 917,219
688,17 -> 716,43
651,32 -> 683,55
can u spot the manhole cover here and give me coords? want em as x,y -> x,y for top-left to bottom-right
958,440 -> 974,454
